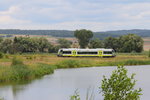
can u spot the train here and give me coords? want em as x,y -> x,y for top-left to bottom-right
57,48 -> 116,57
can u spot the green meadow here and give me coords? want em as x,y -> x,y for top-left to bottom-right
0,52 -> 150,83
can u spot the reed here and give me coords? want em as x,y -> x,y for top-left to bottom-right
0,52 -> 3,59
56,59 -> 92,68
0,53 -> 149,83
0,62 -> 55,83
11,57 -> 24,66
149,50 -> 150,58
105,59 -> 150,66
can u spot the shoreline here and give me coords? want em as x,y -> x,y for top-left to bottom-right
0,53 -> 150,84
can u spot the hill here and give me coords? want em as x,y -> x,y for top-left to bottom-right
0,29 -> 150,39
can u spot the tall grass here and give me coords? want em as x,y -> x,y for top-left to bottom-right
0,52 -> 3,59
104,59 -> 150,66
0,58 -> 56,83
70,89 -> 95,100
11,57 -> 24,65
31,63 -> 56,78
0,53 -> 150,83
149,50 -> 150,58
56,59 -> 92,68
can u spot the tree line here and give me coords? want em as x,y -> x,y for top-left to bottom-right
0,37 -> 72,54
0,29 -> 150,39
75,29 -> 143,53
0,29 -> 144,54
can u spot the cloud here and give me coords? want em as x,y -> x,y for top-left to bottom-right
0,0 -> 150,31
0,6 -> 20,15
0,15 -> 30,24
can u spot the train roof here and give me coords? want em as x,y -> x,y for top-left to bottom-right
59,48 -> 114,51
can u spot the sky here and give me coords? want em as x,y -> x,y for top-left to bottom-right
0,0 -> 150,32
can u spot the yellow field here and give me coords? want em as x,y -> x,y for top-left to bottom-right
143,37 -> 150,51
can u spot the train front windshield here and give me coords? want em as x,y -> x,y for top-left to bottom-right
58,49 -> 63,56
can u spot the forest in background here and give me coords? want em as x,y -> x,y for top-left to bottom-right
0,29 -> 150,39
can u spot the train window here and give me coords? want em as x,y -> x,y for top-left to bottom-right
103,51 -> 112,54
62,51 -> 71,54
77,51 -> 97,54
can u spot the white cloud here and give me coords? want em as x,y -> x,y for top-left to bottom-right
0,6 -> 20,15
0,15 -> 30,24
1,1 -> 150,31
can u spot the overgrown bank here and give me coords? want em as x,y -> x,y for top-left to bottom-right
56,59 -> 150,68
0,53 -> 150,83
0,57 -> 56,83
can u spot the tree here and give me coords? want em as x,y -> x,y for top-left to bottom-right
0,39 -> 13,53
13,37 -> 39,53
89,38 -> 103,48
104,37 -> 119,52
13,37 -> 50,53
58,38 -> 72,48
119,34 -> 143,53
74,29 -> 93,48
101,66 -> 142,100
37,37 -> 50,52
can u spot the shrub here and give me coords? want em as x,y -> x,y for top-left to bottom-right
124,59 -> 150,65
11,57 -> 24,65
148,50 -> 150,58
32,63 -> 55,77
70,90 -> 81,100
100,66 -> 142,100
11,65 -> 31,81
5,54 -> 9,59
56,60 -> 80,68
26,56 -> 33,60
56,60 -> 92,68
0,52 -> 3,59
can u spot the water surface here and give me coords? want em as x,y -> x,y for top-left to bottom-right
0,65 -> 150,100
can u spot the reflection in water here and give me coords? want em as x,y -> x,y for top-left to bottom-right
0,65 -> 150,100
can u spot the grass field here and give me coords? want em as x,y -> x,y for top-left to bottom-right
0,52 -> 150,83
143,37 -> 150,51
0,35 -> 150,83
0,52 -> 150,67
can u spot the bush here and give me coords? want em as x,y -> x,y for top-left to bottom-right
148,50 -> 150,58
101,66 -> 142,100
124,59 -> 150,65
0,63 -> 56,82
56,60 -> 92,68
11,65 -> 31,81
70,89 -> 94,100
11,57 -> 24,65
26,56 -> 33,60
0,52 -> 3,59
56,60 -> 80,68
5,54 -> 9,59
70,90 -> 81,100
32,63 -> 55,77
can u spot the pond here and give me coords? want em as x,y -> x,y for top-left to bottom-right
0,65 -> 150,100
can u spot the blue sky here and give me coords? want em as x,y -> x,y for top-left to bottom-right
0,0 -> 150,31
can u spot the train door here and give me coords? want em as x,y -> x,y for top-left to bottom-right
72,50 -> 76,56
98,50 -> 103,57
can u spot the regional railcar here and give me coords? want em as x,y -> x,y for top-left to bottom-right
57,48 -> 115,57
